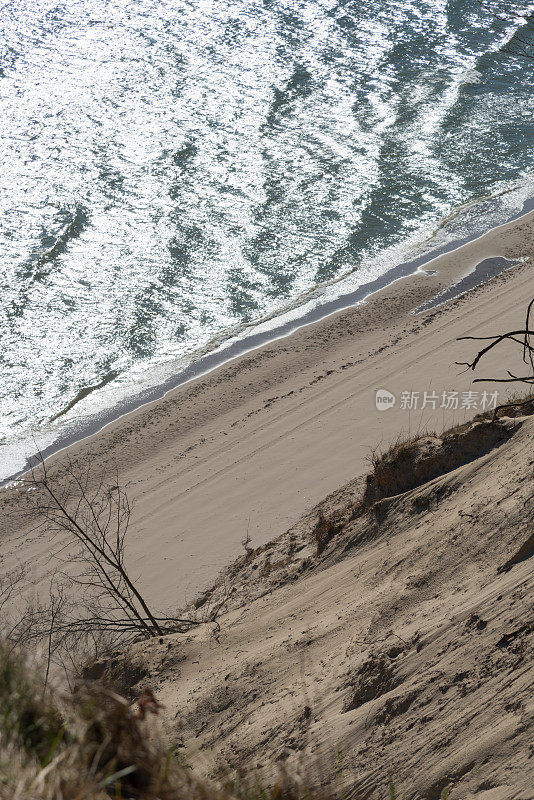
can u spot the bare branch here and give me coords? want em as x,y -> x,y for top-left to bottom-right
17,456 -> 202,658
456,297 -> 534,412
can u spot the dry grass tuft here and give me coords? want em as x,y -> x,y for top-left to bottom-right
310,395 -> 534,555
362,391 -> 534,511
0,643 -> 341,800
0,642 -> 453,800
362,416 -> 515,509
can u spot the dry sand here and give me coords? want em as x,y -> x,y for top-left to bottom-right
128,408 -> 534,799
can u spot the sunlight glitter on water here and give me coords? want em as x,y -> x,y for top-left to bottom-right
1,0 -> 534,464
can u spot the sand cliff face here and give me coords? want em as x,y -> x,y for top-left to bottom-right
122,410 -> 534,799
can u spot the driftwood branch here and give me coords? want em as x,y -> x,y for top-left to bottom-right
475,1 -> 534,60
17,454 -> 200,658
456,297 -> 534,413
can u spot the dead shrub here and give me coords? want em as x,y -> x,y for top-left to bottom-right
343,651 -> 399,713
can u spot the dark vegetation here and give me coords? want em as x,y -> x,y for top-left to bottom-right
312,396 -> 531,557
0,639 -> 456,800
312,287 -> 534,558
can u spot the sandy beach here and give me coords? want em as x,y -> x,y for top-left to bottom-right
2,209 -> 533,607
3,3 -> 534,796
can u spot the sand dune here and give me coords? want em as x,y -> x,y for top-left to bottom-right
123,409 -> 534,799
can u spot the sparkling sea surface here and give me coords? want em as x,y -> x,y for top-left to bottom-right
1,0 -> 534,475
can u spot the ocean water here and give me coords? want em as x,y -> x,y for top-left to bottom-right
1,0 -> 534,478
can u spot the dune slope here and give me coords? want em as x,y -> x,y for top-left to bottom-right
124,411 -> 534,800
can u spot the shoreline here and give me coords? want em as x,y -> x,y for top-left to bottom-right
3,197 -> 534,486
1,207 -> 533,603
